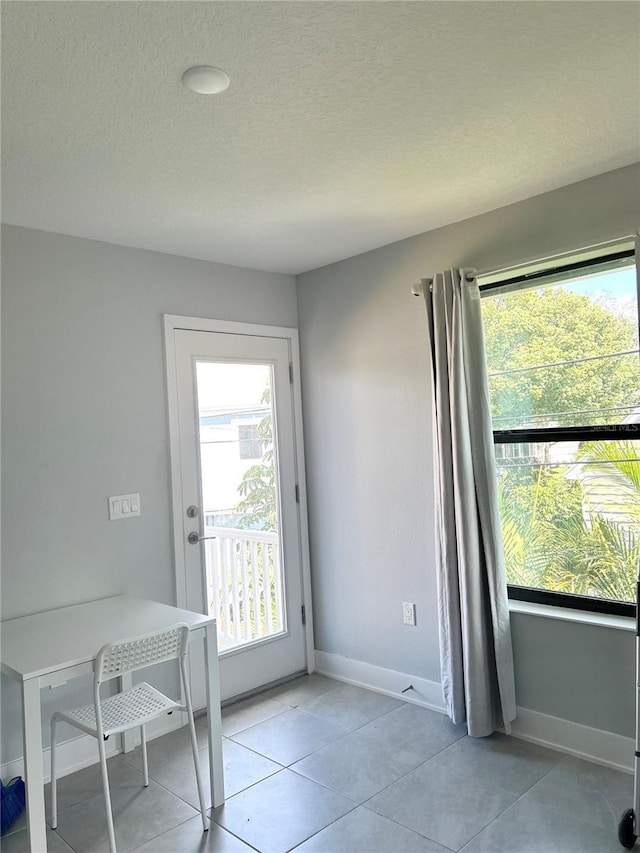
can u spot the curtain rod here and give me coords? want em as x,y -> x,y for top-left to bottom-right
411,271 -> 477,297
411,232 -> 638,297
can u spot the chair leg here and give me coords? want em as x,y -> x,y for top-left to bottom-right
181,660 -> 208,832
50,714 -> 58,829
140,724 -> 149,787
97,734 -> 117,853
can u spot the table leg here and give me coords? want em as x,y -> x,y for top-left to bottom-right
21,677 -> 47,853
203,623 -> 224,808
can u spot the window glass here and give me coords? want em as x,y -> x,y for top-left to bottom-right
482,261 -> 639,430
481,251 -> 639,610
238,424 -> 262,459
496,438 -> 640,603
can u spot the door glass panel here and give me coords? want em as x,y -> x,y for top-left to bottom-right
195,361 -> 285,652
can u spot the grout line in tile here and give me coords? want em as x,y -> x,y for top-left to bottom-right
285,733 -> 463,817
515,771 -> 627,835
294,701 -> 403,731
286,765 -> 361,806
357,802 -> 458,853
454,757 -> 609,853
419,737 -> 569,799
354,744 -> 551,852
455,790 -> 531,852
51,777 -> 200,853
0,819 -> 26,838
282,799 -> 360,853
51,828 -> 77,853
125,813 -> 197,853
459,768 -> 562,851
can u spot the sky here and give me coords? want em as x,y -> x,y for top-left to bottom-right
562,265 -> 637,298
196,361 -> 271,413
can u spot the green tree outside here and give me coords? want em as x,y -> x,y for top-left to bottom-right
483,287 -> 640,428
231,387 -> 280,636
483,285 -> 640,603
235,387 -> 277,532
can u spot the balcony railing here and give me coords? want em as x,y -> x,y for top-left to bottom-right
203,525 -> 284,650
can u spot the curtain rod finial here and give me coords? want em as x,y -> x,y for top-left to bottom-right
411,283 -> 423,297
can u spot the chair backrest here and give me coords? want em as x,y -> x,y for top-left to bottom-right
95,623 -> 190,685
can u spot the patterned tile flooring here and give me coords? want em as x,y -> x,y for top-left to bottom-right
2,674 -> 632,852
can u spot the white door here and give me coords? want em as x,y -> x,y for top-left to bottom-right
166,321 -> 310,704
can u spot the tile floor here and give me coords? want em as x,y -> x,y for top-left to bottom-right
1,674 -> 632,852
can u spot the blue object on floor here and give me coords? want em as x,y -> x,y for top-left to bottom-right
1,776 -> 26,835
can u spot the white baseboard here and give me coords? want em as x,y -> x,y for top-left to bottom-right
511,706 -> 634,774
1,712 -> 186,785
314,650 -> 446,713
314,649 -> 634,774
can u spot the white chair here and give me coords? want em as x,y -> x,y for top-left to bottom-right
50,623 -> 208,852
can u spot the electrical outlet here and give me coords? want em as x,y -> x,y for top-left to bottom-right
403,601 -> 416,626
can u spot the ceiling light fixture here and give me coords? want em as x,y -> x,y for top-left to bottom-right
181,66 -> 230,95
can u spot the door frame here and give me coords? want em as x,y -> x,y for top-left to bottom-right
163,314 -> 315,676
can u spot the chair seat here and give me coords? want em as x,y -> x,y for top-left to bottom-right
56,683 -> 181,738
51,624 -> 208,852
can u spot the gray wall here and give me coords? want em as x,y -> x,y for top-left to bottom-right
2,164 -> 639,769
1,225 -> 297,763
297,163 -> 640,737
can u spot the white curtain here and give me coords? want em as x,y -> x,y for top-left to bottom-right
423,269 -> 516,737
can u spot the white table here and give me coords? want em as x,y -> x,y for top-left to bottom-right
1,595 -> 225,852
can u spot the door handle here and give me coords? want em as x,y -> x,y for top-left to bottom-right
187,531 -> 217,545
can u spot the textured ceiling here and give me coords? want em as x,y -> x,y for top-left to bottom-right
2,2 -> 639,274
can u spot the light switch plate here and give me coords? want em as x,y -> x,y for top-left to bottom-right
109,493 -> 141,520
